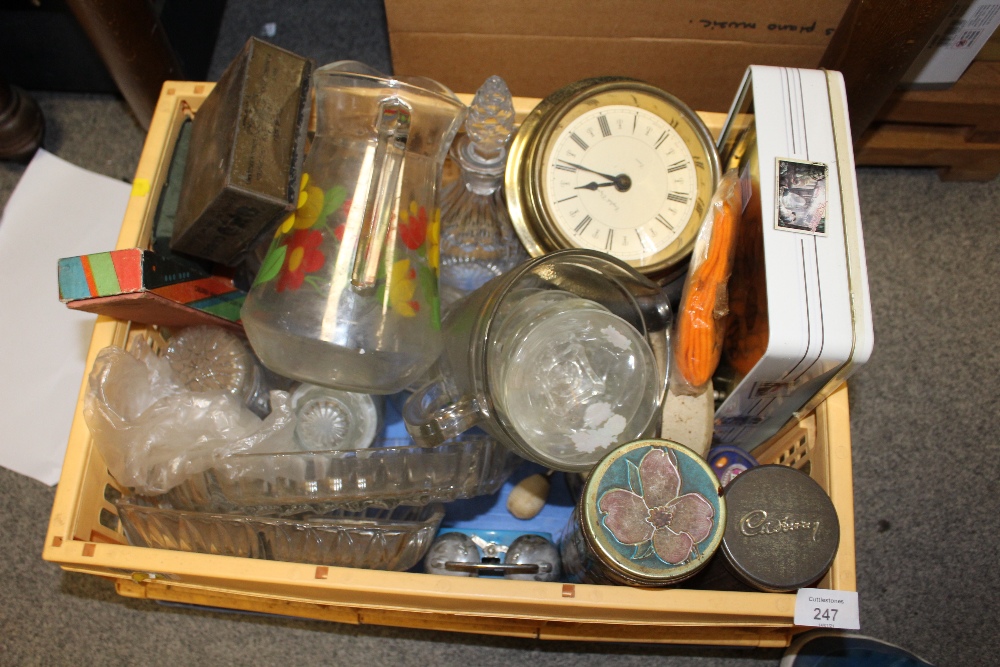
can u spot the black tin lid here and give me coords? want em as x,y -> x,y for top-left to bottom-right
720,464 -> 839,592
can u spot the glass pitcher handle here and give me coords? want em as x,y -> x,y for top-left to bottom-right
403,380 -> 482,446
352,98 -> 411,290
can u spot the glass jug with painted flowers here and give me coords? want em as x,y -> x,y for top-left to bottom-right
241,61 -> 466,395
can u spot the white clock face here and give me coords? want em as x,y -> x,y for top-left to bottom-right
506,80 -> 720,275
542,105 -> 699,262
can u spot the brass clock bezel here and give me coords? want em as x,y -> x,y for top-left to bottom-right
505,77 -> 721,277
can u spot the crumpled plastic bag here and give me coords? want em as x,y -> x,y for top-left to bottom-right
83,337 -> 295,495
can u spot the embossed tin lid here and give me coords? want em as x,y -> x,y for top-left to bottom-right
581,439 -> 725,586
721,464 -> 840,592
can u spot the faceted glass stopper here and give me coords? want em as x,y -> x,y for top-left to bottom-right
290,384 -> 380,451
464,75 -> 515,161
163,326 -> 258,401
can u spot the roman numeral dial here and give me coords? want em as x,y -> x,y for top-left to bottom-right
505,78 -> 720,276
542,104 -> 708,262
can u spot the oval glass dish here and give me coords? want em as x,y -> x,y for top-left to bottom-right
158,434 -> 522,514
115,498 -> 444,571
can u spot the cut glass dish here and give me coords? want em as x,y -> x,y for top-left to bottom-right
158,434 -> 521,514
116,498 -> 444,571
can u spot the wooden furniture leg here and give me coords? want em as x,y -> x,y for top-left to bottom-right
819,0 -> 959,145
0,78 -> 44,162
64,0 -> 184,129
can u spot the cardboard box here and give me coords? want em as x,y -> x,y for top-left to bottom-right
385,0 -> 849,112
57,248 -> 245,331
978,25 -> 1000,60
901,0 -> 1000,87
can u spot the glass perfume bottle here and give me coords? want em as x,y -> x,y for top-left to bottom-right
438,75 -> 527,306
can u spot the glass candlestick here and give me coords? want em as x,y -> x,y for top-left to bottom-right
439,75 -> 527,307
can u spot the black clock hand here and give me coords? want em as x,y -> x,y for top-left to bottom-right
559,160 -> 632,192
575,181 -> 616,190
558,160 -> 619,182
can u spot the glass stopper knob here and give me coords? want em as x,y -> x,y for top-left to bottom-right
464,75 -> 515,161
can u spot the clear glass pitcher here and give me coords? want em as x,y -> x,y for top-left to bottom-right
241,62 -> 466,394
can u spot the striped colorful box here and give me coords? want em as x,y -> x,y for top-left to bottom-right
58,247 -> 245,330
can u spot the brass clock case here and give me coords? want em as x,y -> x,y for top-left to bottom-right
505,77 -> 721,277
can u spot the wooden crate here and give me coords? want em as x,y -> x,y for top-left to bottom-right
43,81 -> 857,647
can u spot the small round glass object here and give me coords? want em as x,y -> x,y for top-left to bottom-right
163,326 -> 264,410
289,383 -> 381,451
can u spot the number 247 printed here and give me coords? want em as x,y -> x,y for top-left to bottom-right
814,608 -> 838,622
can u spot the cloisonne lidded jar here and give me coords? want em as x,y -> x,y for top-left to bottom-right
559,439 -> 725,586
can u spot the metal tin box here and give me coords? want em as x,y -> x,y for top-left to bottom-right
170,38 -> 312,266
720,464 -> 840,592
43,81 -> 857,647
713,66 -> 875,451
560,440 -> 725,587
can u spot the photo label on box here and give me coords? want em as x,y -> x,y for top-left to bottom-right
775,158 -> 828,236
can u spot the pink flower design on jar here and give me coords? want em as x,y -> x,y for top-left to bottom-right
599,448 -> 715,565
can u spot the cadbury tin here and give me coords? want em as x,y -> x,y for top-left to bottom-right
559,439 -> 725,586
720,464 -> 839,592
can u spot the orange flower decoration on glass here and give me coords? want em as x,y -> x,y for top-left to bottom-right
332,198 -> 353,242
398,201 -> 428,250
277,229 -> 326,292
254,178 -> 346,290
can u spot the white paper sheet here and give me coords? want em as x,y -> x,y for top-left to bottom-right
0,149 -> 131,485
